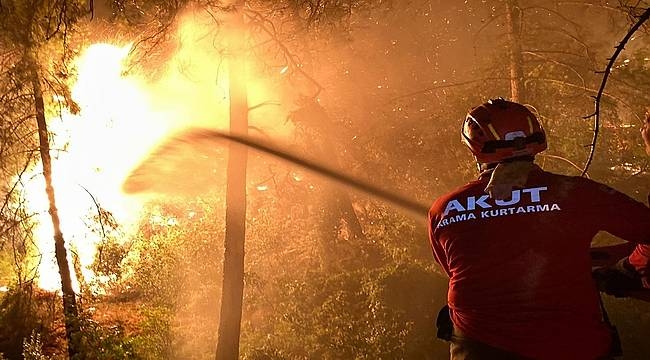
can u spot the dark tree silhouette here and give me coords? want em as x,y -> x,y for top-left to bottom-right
216,2 -> 249,359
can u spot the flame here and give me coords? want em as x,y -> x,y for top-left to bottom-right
17,11 -> 294,293
24,41 -> 201,292
23,43 -> 159,292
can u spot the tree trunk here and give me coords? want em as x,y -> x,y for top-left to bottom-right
505,0 -> 525,103
285,6 -> 371,267
320,139 -> 365,243
313,107 -> 371,267
27,52 -> 81,359
215,4 -> 248,360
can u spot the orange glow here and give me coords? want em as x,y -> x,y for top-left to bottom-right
18,11 -> 294,293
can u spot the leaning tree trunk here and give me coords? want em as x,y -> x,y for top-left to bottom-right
215,3 -> 248,359
505,0 -> 525,103
307,104 -> 373,269
317,142 -> 376,269
284,7 -> 372,268
27,52 -> 81,359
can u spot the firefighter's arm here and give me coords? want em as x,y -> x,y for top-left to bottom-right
591,243 -> 635,268
626,112 -> 650,287
619,113 -> 650,291
592,114 -> 650,299
628,240 -> 650,289
589,188 -> 650,298
591,216 -> 650,298
593,252 -> 648,298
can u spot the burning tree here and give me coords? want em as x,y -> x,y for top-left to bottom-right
0,0 -> 90,358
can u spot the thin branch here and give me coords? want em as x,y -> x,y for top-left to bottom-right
581,7 -> 650,176
124,14 -> 178,75
0,152 -> 34,215
529,77 -> 640,118
522,50 -> 587,89
530,26 -> 595,61
388,74 -> 633,107
520,6 -> 582,30
606,73 -> 650,99
249,100 -> 281,111
473,13 -> 507,46
78,185 -> 106,239
538,153 -> 589,177
0,212 -> 37,242
388,77 -> 509,103
556,1 -> 627,15
243,8 -> 324,98
520,49 -> 585,57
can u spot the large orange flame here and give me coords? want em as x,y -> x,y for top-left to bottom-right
17,12 -> 293,293
22,43 -> 161,292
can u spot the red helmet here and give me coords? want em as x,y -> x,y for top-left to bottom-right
461,98 -> 547,164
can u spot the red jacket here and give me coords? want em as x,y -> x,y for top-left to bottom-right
428,166 -> 650,359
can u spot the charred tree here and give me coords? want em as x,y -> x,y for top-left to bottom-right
290,101 -> 373,269
505,0 -> 525,103
216,3 -> 248,360
318,137 -> 375,268
0,0 -> 87,355
279,4 -> 371,268
27,51 -> 82,359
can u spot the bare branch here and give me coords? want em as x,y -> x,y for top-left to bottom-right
0,152 -> 34,215
520,5 -> 582,30
538,153 -> 589,177
249,100 -> 281,111
244,8 -> 324,98
520,49 -> 585,58
556,1 -> 628,15
581,7 -> 650,176
528,77 -> 640,118
529,26 -> 595,61
388,77 -> 510,103
473,12 -> 507,46
521,51 -> 587,91
79,185 -> 106,239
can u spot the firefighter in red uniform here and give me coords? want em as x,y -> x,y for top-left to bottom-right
428,98 -> 650,360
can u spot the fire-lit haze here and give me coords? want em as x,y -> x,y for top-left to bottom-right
20,13 -> 291,292
3,2 -> 650,359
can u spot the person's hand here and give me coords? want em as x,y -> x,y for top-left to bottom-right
641,110 -> 650,155
593,257 -> 643,297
